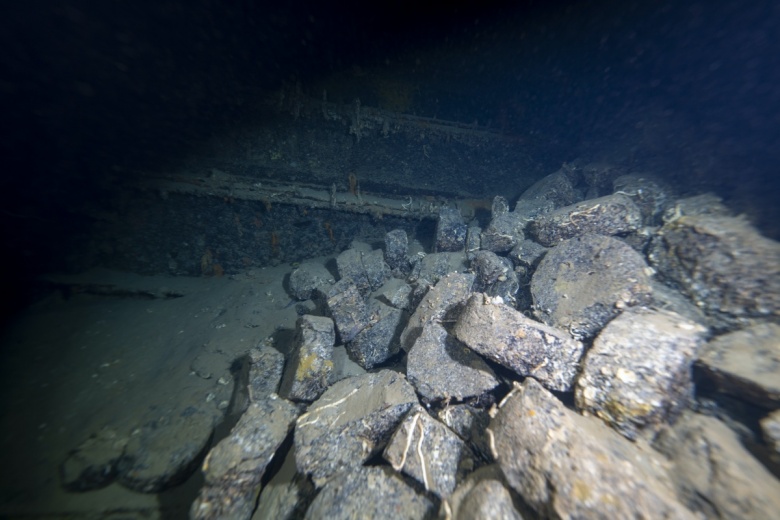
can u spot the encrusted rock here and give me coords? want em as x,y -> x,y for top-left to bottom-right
508,239 -> 547,269
454,293 -> 584,392
407,322 -> 498,402
304,466 -> 433,519
654,412 -> 780,520
529,193 -> 643,247
60,426 -> 129,492
230,345 -> 285,415
346,299 -> 404,369
437,403 -> 493,462
336,247 -> 389,295
384,404 -> 475,498
470,250 -> 519,305
384,228 -> 412,275
760,409 -> 780,463
408,251 -> 468,285
325,279 -> 370,344
480,212 -> 526,253
294,370 -> 418,486
117,407 -> 215,493
289,262 -> 335,301
443,465 -> 524,520
400,271 -> 475,351
575,307 -> 707,440
516,167 -> 581,208
696,322 -> 780,407
279,315 -> 335,402
254,449 -> 316,520
435,207 -> 467,252
531,233 -> 653,340
648,214 -> 780,328
465,224 -> 482,261
490,378 -> 695,519
661,193 -> 733,223
375,278 -> 413,311
612,173 -> 673,225
191,394 -> 300,520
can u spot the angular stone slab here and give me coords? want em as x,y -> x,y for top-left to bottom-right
761,409 -> 780,462
454,293 -> 584,392
654,412 -> 780,520
60,426 -> 129,492
508,238 -> 547,269
384,404 -> 475,498
325,279 -> 371,344
117,407 -> 215,493
648,215 -> 780,328
531,233 -> 653,340
385,228 -> 412,275
575,307 -> 707,440
407,322 -> 498,402
529,193 -> 642,247
470,250 -> 519,305
289,262 -> 335,301
279,315 -> 335,402
346,300 -> 404,369
443,465 -> 523,520
400,271 -> 475,351
612,173 -> 673,225
480,212 -> 526,253
304,466 -> 433,520
294,370 -> 418,487
191,394 -> 300,520
490,378 -> 695,519
435,207 -> 467,252
408,251 -> 468,285
336,247 -> 389,295
696,322 -> 780,407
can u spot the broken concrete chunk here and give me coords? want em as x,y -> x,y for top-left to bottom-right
654,412 -> 780,520
304,466 -> 434,520
325,279 -> 370,344
60,426 -> 128,492
384,228 -> 412,275
454,293 -> 584,392
491,378 -> 696,519
480,211 -> 526,253
336,247 -> 389,295
294,370 -> 418,487
384,404 -> 475,498
346,299 -> 404,369
407,322 -> 499,402
696,322 -> 780,407
444,465 -> 524,520
400,271 -> 475,352
289,262 -> 335,301
279,315 -> 335,402
117,407 -> 215,493
435,207 -> 467,252
191,394 -> 299,520
470,250 -> 519,304
529,193 -> 643,247
531,233 -> 653,340
648,215 -> 780,328
575,307 -> 707,440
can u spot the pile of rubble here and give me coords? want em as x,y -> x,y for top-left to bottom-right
66,163 -> 780,519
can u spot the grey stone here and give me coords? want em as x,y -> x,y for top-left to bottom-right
612,173 -> 673,225
408,251 -> 468,285
437,404 -> 493,462
508,239 -> 547,269
384,229 -> 412,275
465,224 -> 482,261
304,466 -> 433,520
375,278 -> 413,311
661,193 -> 733,223
117,407 -> 215,493
696,322 -> 780,407
435,207 -> 467,252
384,404 -> 476,498
407,322 -> 499,402
491,195 -> 510,217
400,271 -> 475,352
575,307 -> 707,440
490,378 -> 695,519
648,215 -> 780,329
454,293 -> 584,392
480,212 -> 527,253
444,465 -> 524,520
760,409 -> 780,462
531,234 -> 653,340
470,250 -> 519,305
254,448 -> 316,520
654,412 -> 780,520
325,279 -> 370,344
60,427 -> 128,492
289,262 -> 335,301
516,167 -> 581,208
229,346 -> 285,416
336,247 -> 389,295
191,395 -> 300,520
346,299 -> 404,369
294,370 -> 418,487
279,315 -> 335,402
529,193 -> 643,247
